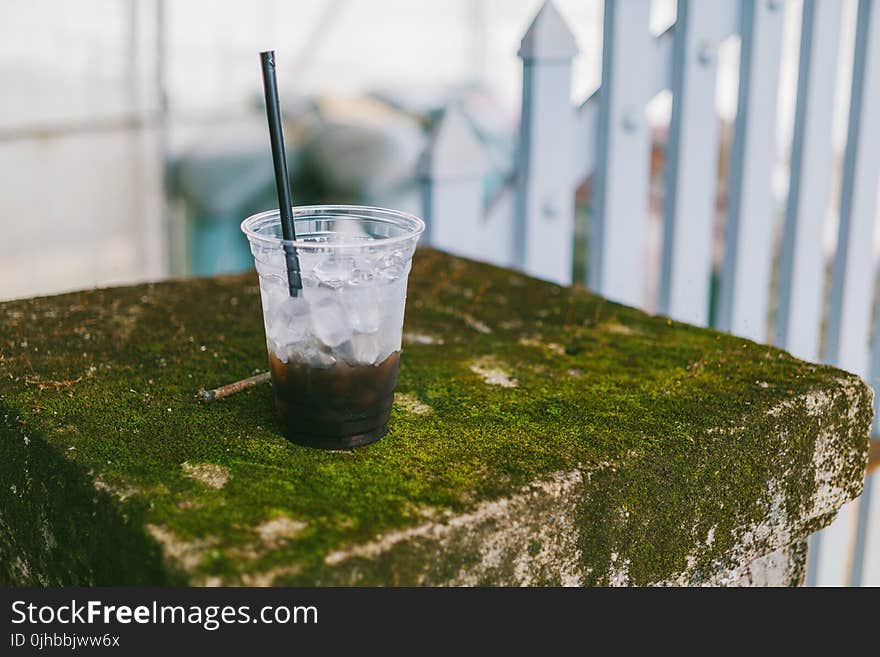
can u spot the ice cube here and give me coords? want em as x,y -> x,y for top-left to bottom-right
308,290 -> 351,348
381,306 -> 405,336
344,285 -> 381,334
268,321 -> 307,351
259,275 -> 289,309
288,337 -> 337,368
374,331 -> 400,364
375,281 -> 406,332
377,278 -> 406,306
254,247 -> 287,278
314,254 -> 355,289
339,332 -> 381,366
265,295 -> 308,348
349,251 -> 379,285
295,250 -> 322,286
378,249 -> 409,282
267,337 -> 288,363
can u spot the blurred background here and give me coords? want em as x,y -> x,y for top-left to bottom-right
3,0 -> 832,303
1,0 -> 597,299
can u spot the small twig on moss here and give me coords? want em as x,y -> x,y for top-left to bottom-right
24,375 -> 84,390
198,372 -> 271,404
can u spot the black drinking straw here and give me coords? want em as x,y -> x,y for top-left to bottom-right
260,50 -> 302,297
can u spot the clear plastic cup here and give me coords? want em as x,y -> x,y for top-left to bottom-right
241,205 -> 425,449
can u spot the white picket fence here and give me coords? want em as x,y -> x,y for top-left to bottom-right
419,0 -> 880,586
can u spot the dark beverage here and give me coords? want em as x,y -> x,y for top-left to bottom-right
268,350 -> 401,449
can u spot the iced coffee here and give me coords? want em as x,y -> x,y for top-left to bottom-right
242,205 -> 424,448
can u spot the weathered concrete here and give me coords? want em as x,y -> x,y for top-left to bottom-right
0,249 -> 872,585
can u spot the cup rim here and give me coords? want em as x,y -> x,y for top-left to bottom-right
241,204 -> 426,250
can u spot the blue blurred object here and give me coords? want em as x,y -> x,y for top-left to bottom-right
167,92 -> 513,276
167,117 -> 292,276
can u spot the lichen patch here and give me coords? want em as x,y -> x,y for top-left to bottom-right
11,556 -> 31,581
256,516 -> 307,547
324,470 -> 584,586
602,320 -> 641,336
469,357 -> 518,388
606,555 -> 632,586
403,332 -> 445,345
181,462 -> 229,489
111,303 -> 144,343
395,393 -> 433,415
462,314 -> 492,334
518,337 -> 566,356
238,564 -> 303,586
145,524 -> 216,573
93,476 -> 140,501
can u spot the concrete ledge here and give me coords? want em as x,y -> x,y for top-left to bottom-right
0,249 -> 872,585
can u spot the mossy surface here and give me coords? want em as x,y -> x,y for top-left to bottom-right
0,249 -> 872,585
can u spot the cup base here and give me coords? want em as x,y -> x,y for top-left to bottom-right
283,424 -> 388,450
269,350 -> 401,450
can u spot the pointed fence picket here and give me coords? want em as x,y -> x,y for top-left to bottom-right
514,0 -> 579,285
418,0 -> 880,586
419,105 -> 512,268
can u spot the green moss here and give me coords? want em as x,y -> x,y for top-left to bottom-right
0,249 -> 872,585
0,406 -> 175,585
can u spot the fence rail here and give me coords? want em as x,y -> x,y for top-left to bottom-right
420,0 -> 880,586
